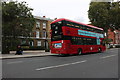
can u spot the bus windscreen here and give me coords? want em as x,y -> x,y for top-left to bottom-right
51,21 -> 63,41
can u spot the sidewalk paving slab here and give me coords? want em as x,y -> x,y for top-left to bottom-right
0,50 -> 55,59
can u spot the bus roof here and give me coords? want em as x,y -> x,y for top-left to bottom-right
51,18 -> 103,30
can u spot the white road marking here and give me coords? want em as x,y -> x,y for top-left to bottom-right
36,60 -> 87,71
7,61 -> 23,64
100,55 -> 117,59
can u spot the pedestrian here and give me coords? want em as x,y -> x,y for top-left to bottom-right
15,45 -> 23,55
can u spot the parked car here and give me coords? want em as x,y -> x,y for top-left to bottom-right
109,44 -> 120,48
115,44 -> 120,48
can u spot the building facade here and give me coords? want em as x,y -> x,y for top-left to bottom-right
21,16 -> 53,50
107,29 -> 120,45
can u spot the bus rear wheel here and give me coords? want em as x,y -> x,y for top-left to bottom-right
78,49 -> 82,55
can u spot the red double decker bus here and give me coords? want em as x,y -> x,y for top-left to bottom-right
50,18 -> 106,55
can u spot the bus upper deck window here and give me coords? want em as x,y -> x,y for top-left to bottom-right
58,21 -> 62,24
52,25 -> 55,28
55,27 -> 58,29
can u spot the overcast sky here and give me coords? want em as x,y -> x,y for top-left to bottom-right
15,0 -> 91,24
12,0 -> 119,24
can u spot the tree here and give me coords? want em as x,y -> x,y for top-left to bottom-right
109,1 -> 120,30
2,1 -> 35,54
88,1 -> 120,32
88,2 -> 110,32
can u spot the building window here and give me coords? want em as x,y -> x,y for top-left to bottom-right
21,40 -> 26,45
29,41 -> 33,46
44,41 -> 45,47
29,32 -> 31,35
43,22 -> 46,28
43,30 -> 46,38
36,31 -> 39,38
36,21 -> 40,28
37,41 -> 41,46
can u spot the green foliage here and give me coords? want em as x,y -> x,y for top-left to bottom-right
88,1 -> 120,32
28,46 -> 45,50
103,38 -> 113,44
109,2 -> 120,30
45,49 -> 50,52
2,1 -> 35,54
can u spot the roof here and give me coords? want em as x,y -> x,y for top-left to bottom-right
34,16 -> 54,21
51,18 -> 103,30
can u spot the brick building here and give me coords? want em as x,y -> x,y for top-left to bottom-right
107,29 -> 120,45
21,16 -> 53,50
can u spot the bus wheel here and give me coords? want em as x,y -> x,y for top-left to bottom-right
58,54 -> 65,56
98,48 -> 102,53
78,49 -> 82,55
58,54 -> 63,56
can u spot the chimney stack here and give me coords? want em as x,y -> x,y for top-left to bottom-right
54,18 -> 57,20
43,16 -> 46,18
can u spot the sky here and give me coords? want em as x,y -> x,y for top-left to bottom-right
12,0 -> 119,24
13,0 -> 118,24
15,0 -> 91,24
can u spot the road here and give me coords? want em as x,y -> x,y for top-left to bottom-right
2,48 -> 118,78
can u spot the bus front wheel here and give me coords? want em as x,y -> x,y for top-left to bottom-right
78,49 -> 82,55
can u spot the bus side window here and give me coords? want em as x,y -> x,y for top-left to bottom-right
71,37 -> 75,44
79,38 -> 83,45
83,38 -> 86,45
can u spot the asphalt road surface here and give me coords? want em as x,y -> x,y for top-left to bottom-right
2,48 -> 118,78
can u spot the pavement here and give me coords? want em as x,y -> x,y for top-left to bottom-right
0,48 -> 116,59
0,50 -> 54,59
